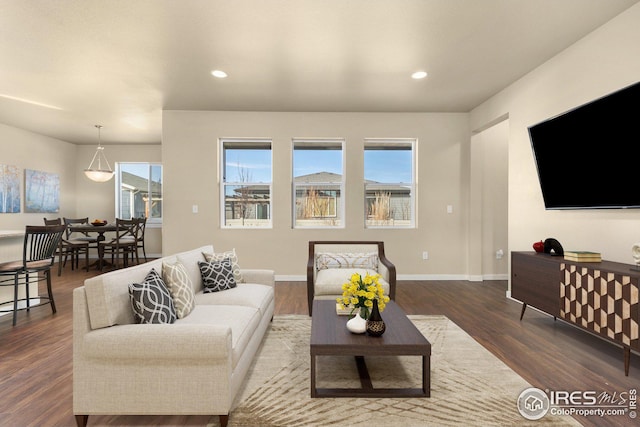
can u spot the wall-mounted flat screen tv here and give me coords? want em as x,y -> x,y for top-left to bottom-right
528,81 -> 640,209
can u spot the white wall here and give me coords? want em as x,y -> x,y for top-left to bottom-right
469,119 -> 509,280
162,111 -> 486,279
0,123 -> 77,229
470,4 -> 640,282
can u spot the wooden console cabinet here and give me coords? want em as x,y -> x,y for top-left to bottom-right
511,251 -> 639,375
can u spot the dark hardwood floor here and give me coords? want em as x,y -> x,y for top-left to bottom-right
1,263 -> 638,426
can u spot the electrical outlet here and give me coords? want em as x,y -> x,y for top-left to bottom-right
192,204 -> 198,214
422,251 -> 429,260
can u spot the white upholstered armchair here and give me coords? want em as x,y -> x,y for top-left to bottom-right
306,241 -> 396,315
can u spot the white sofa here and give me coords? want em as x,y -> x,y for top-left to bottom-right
306,241 -> 396,315
73,245 -> 274,427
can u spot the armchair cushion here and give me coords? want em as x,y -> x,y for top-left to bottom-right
129,269 -> 176,324
162,260 -> 196,319
314,268 -> 390,297
199,259 -> 237,293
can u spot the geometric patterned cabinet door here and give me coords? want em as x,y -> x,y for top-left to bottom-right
561,264 -> 639,351
560,263 -> 639,376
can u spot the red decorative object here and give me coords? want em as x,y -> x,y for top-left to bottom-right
533,240 -> 544,253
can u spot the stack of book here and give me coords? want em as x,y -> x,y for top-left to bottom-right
564,251 -> 602,262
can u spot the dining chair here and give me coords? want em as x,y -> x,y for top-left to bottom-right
0,225 -> 65,325
132,217 -> 147,263
98,218 -> 138,270
63,217 -> 99,249
44,218 -> 90,275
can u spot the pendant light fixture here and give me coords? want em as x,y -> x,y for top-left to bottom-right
84,124 -> 114,182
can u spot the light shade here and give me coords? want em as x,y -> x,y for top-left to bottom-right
85,125 -> 114,182
84,167 -> 114,182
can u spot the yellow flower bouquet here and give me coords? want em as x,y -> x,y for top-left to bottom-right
337,272 -> 390,319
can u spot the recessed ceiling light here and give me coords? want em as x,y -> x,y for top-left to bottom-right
411,71 -> 428,80
211,70 -> 228,78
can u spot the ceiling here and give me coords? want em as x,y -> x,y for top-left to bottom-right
0,0 -> 637,145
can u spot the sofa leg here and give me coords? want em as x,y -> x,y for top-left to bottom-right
219,414 -> 229,427
75,415 -> 88,427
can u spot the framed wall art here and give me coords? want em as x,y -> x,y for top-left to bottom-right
25,169 -> 59,213
0,164 -> 21,213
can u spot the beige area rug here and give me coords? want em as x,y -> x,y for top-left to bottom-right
208,315 -> 580,427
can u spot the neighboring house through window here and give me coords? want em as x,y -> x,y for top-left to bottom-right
221,138 -> 272,228
364,138 -> 415,228
116,162 -> 163,224
293,138 -> 344,228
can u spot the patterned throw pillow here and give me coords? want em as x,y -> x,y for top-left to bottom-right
162,261 -> 196,319
199,258 -> 237,293
129,269 -> 176,324
316,252 -> 379,270
203,249 -> 243,283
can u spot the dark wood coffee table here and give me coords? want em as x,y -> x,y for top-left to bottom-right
310,299 -> 431,398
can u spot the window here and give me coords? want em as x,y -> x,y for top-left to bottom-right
364,139 -> 415,228
221,138 -> 272,228
116,163 -> 163,224
293,139 -> 344,228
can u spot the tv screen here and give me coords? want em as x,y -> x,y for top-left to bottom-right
528,81 -> 640,209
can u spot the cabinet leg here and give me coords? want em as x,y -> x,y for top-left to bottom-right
519,303 -> 527,321
624,347 -> 630,376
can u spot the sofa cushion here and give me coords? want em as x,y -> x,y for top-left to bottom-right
195,283 -> 274,316
314,268 -> 390,297
176,304 -> 261,369
84,258 -> 164,329
176,249 -> 208,294
199,258 -> 237,293
316,252 -> 378,270
203,249 -> 243,283
162,260 -> 196,319
129,269 -> 177,324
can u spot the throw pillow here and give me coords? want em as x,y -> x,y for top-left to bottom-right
162,261 -> 196,319
203,249 -> 243,283
316,252 -> 379,270
129,268 -> 177,324
199,258 -> 237,293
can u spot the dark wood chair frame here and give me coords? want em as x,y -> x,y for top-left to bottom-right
306,241 -> 397,315
0,225 -> 65,325
44,218 -> 90,275
125,217 -> 147,265
98,218 -> 138,270
63,217 -> 99,248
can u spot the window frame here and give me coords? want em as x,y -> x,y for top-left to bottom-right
115,162 -> 163,226
220,138 -> 273,229
364,138 -> 416,229
292,138 -> 345,229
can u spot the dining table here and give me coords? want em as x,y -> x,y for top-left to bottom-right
68,223 -> 118,270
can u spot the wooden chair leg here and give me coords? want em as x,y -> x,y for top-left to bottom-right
57,250 -> 63,276
12,275 -> 19,326
75,414 -> 88,427
25,272 -> 30,311
46,270 -> 56,314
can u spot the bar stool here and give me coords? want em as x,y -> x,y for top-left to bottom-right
0,225 -> 65,325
